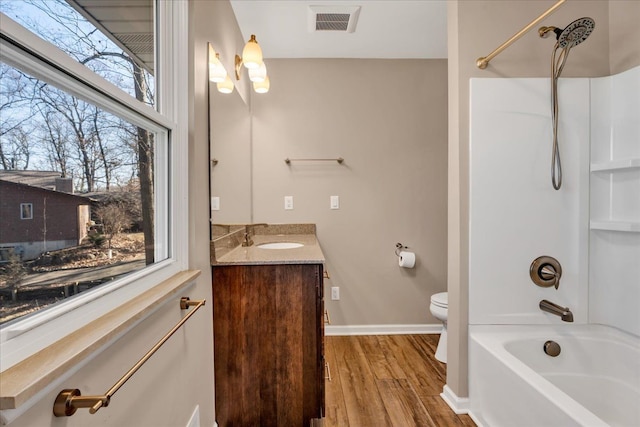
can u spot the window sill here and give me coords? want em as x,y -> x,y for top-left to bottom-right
0,269 -> 201,411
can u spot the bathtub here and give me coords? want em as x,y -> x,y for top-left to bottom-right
469,324 -> 640,427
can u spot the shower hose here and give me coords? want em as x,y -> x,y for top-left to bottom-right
550,43 -> 572,190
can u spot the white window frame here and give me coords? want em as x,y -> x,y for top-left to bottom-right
0,1 -> 189,370
19,203 -> 32,220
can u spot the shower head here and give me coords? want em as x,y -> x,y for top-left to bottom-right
539,17 -> 595,48
539,17 -> 595,191
557,17 -> 595,48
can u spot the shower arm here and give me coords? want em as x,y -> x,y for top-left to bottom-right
476,0 -> 566,69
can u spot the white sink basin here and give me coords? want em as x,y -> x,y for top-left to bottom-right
256,242 -> 304,250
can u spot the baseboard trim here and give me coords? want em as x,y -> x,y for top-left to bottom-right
186,405 -> 200,427
440,385 -> 469,414
325,324 -> 441,336
468,411 -> 486,427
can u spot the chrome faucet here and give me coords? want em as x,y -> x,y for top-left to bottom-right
539,299 -> 574,322
242,223 -> 268,247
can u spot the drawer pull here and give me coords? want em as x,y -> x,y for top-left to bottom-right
325,361 -> 332,382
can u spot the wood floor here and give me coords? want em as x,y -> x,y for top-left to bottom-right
324,335 -> 476,427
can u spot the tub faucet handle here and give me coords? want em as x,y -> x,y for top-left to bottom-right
530,256 -> 562,289
540,265 -> 560,289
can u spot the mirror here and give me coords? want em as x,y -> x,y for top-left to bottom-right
209,81 -> 252,237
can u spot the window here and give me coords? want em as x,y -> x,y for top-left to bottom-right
19,203 -> 32,220
1,0 -> 155,108
0,52 -> 168,325
0,1 -> 188,370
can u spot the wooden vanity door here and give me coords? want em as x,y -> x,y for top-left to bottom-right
212,264 -> 324,427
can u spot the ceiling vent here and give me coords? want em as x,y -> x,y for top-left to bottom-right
308,6 -> 361,33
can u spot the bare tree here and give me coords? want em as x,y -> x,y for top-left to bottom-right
0,64 -> 35,170
132,65 -> 155,264
40,110 -> 70,177
0,65 -> 33,135
0,127 -> 31,170
33,85 -> 100,191
94,202 -> 131,250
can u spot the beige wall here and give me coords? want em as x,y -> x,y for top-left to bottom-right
447,0 -> 640,399
609,0 -> 640,73
251,59 -> 449,326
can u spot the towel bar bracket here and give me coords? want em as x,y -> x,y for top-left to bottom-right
54,389 -> 107,417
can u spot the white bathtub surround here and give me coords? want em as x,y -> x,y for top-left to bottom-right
469,77 -> 590,325
469,67 -> 639,334
467,66 -> 640,426
589,67 -> 640,337
469,325 -> 640,427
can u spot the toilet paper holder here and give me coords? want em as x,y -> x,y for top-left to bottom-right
395,242 -> 407,256
396,243 -> 416,268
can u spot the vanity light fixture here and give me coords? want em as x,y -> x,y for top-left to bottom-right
248,61 -> 267,83
235,34 -> 263,76
208,44 -> 227,83
217,75 -> 234,94
208,43 -> 233,94
235,34 -> 270,93
253,76 -> 270,94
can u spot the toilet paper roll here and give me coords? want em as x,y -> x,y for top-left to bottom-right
398,251 -> 415,268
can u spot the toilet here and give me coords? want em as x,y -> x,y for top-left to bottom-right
429,292 -> 448,363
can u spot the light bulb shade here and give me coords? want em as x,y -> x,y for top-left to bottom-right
242,35 -> 263,70
248,61 -> 267,83
217,75 -> 234,94
209,60 -> 227,83
208,46 -> 227,83
253,75 -> 270,94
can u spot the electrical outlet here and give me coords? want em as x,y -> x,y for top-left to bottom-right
211,196 -> 220,211
284,196 -> 294,210
330,195 -> 339,210
331,286 -> 340,300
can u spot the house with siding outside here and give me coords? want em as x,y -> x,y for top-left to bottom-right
0,171 -> 91,261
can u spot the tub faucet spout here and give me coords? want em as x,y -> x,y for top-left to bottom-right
539,299 -> 574,322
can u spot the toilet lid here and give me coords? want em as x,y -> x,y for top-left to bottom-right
431,292 -> 448,308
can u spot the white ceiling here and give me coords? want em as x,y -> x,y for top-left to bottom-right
229,0 -> 448,59
66,0 -> 448,73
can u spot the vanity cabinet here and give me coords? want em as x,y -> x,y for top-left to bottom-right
212,263 -> 325,427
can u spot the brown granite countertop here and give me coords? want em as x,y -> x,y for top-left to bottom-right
210,224 -> 325,265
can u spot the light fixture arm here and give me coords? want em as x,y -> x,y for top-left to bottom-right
234,54 -> 243,80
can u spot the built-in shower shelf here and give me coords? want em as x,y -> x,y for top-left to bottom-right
590,158 -> 640,172
590,220 -> 640,232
